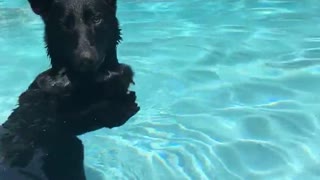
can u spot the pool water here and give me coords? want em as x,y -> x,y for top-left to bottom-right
1,0 -> 320,179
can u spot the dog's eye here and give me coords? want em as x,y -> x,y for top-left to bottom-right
92,15 -> 102,25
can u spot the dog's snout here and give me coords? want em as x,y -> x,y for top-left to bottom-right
78,51 -> 98,71
80,51 -> 94,62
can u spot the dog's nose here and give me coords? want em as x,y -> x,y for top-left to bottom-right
80,51 -> 94,61
79,51 -> 96,71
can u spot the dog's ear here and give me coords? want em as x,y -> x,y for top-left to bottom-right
28,0 -> 53,16
106,0 -> 117,11
106,0 -> 117,6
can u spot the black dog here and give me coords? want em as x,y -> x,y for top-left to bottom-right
30,0 -> 131,106
0,0 -> 139,179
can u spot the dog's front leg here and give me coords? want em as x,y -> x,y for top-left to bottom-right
60,92 -> 139,136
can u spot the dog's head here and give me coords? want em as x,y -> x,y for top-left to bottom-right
28,0 -> 121,74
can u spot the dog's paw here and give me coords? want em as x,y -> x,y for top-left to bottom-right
123,91 -> 137,103
103,101 -> 140,128
118,63 -> 135,85
88,99 -> 140,129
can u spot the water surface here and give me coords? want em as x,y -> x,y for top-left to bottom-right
1,0 -> 320,179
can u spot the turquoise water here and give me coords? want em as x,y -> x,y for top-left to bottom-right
1,0 -> 320,179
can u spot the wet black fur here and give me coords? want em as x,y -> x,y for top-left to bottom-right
0,0 -> 139,179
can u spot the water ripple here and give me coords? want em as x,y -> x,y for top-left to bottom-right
1,0 -> 320,179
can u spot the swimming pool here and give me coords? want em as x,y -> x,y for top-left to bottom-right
1,0 -> 320,179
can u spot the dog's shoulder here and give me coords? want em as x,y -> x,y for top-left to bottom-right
28,68 -> 72,94
28,69 -> 53,90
